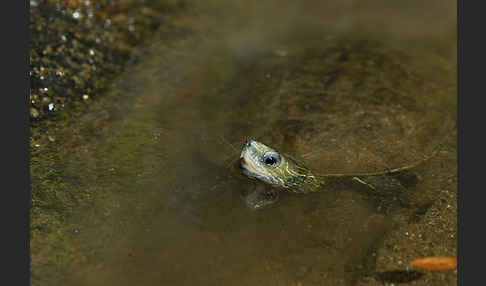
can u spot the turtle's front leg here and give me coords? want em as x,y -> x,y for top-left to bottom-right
352,175 -> 411,212
241,183 -> 280,210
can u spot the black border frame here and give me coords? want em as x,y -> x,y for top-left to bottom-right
6,0 -> 30,285
459,0 -> 478,285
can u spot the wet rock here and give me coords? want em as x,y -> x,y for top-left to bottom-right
29,0 -> 171,122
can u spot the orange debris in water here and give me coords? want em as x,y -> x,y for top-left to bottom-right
411,256 -> 457,270
67,0 -> 80,9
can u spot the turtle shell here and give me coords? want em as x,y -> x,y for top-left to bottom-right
225,35 -> 456,176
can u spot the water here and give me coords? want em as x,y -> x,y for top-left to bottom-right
31,1 -> 456,285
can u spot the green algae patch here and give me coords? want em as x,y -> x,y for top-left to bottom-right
30,0 -> 195,242
29,6 -> 198,283
30,89 -> 167,285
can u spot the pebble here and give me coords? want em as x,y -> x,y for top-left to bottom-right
297,266 -> 308,277
30,108 -> 39,118
273,49 -> 288,57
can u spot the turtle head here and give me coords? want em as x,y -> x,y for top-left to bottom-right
239,139 -> 310,189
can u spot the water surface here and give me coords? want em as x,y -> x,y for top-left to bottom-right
33,1 -> 456,285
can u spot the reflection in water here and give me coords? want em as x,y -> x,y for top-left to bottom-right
375,270 -> 424,284
41,0 -> 456,285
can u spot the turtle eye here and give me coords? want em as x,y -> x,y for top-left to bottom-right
263,153 -> 281,166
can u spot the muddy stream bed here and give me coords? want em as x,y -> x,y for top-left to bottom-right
30,1 -> 457,285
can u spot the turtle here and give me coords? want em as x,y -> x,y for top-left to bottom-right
238,137 -> 447,211
215,36 -> 456,211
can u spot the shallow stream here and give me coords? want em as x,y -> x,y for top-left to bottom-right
31,1 -> 457,285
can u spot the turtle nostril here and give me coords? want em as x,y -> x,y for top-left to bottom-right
244,138 -> 253,147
